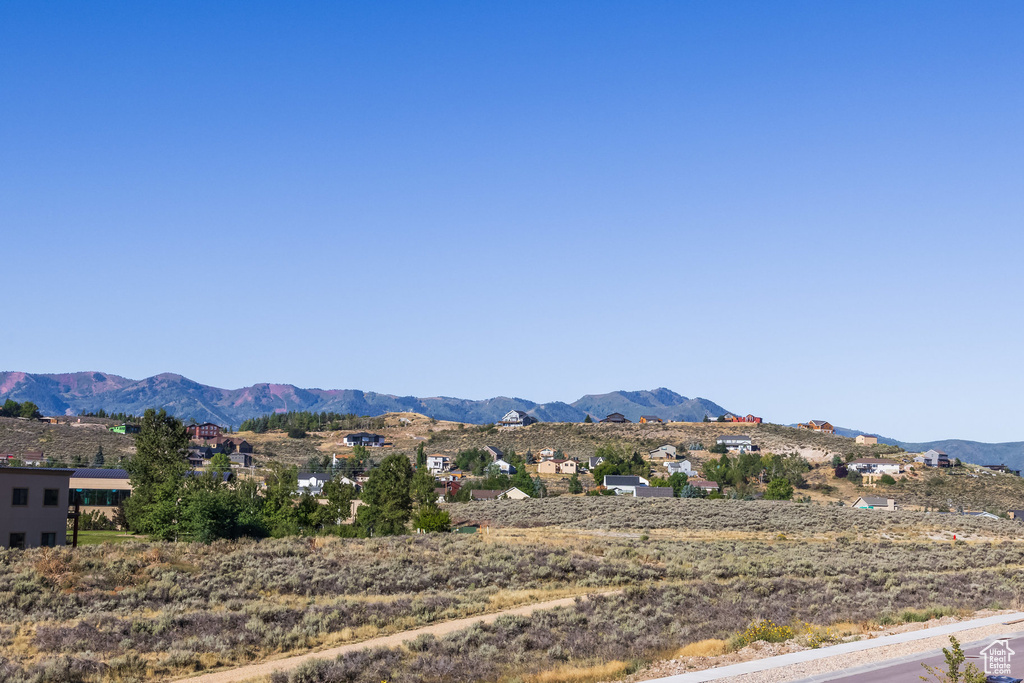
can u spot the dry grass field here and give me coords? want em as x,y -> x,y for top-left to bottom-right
0,416 -> 137,464
3,497 -> 1024,683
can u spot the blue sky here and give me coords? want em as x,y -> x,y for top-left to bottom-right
2,2 -> 1022,442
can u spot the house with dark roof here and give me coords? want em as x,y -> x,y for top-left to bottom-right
343,432 -> 387,447
635,486 -> 673,498
19,452 -> 47,466
187,423 -> 223,440
915,450 -> 951,468
798,420 -> 835,434
471,489 -> 502,501
639,415 -> 663,424
498,410 -> 536,427
600,413 -> 631,423
852,496 -> 896,510
603,475 -> 649,495
687,479 -> 719,493
983,464 -> 1021,476
483,445 -> 504,460
69,468 -> 132,519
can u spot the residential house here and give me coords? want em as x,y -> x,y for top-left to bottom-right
343,432 -> 387,447
186,423 -> 222,440
69,468 -> 132,520
635,486 -> 673,498
602,475 -> 649,495
648,445 -> 678,459
1,467 -> 74,548
297,472 -> 332,494
426,454 -> 451,473
483,446 -> 504,460
587,456 -> 604,470
20,452 -> 47,466
228,438 -> 253,454
471,490 -> 502,501
798,420 -> 835,434
665,460 -> 696,476
687,479 -> 719,493
436,469 -> 465,482
186,451 -> 206,468
538,447 -> 559,460
716,435 -> 754,453
108,423 -> 140,435
686,441 -> 704,451
433,481 -> 461,503
848,458 -> 901,476
855,434 -> 879,445
536,459 -> 577,475
852,496 -> 896,510
492,459 -> 517,475
500,487 -> 531,500
599,413 -> 631,423
229,453 -> 253,468
720,412 -> 738,422
741,414 -> 763,424
915,450 -> 951,468
498,410 -> 536,427
639,415 -> 663,424
1007,510 -> 1024,521
983,464 -> 1021,476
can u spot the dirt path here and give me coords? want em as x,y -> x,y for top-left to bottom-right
176,590 -> 619,683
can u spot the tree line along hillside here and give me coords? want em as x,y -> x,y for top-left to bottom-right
239,411 -> 387,434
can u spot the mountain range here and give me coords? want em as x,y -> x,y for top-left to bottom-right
0,372 -> 729,427
4,371 -> 1023,471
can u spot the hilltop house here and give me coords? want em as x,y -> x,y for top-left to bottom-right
108,423 -> 140,435
848,458 -> 901,476
639,415 -> 663,424
600,413 -> 631,423
852,496 -> 896,511
983,464 -> 1021,476
798,420 -> 835,434
498,410 -> 536,428
716,435 -> 754,453
426,454 -> 451,473
855,434 -> 879,445
648,445 -> 677,459
741,414 -> 763,423
665,460 -> 696,476
343,432 -> 386,447
603,475 -> 649,495
915,450 -> 951,468
187,423 -> 222,440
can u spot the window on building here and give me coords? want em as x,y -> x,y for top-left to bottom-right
40,532 -> 56,547
12,488 -> 28,506
43,489 -> 60,506
9,533 -> 25,549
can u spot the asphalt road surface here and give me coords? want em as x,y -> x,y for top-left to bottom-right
814,634 -> 1024,682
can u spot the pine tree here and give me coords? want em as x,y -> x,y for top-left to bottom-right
357,453 -> 413,536
123,409 -> 189,540
583,414 -> 593,423
92,446 -> 105,467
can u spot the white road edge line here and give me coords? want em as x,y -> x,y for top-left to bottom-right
646,612 -> 1024,682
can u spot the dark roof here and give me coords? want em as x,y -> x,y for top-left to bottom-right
345,432 -> 382,439
72,468 -> 130,479
859,496 -> 890,505
297,472 -> 332,480
0,466 -> 74,475
640,415 -> 662,421
717,435 -> 752,442
636,487 -> 673,498
604,475 -> 644,486
186,470 -> 231,482
471,490 -> 502,500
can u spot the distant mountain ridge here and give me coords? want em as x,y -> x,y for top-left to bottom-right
0,371 -> 731,428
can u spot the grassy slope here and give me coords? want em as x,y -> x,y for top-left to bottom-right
0,416 -> 137,464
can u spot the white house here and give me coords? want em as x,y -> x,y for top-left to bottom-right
648,445 -> 677,459
538,447 -> 558,459
492,459 -> 517,475
603,475 -> 649,495
297,472 -> 331,494
848,458 -> 900,476
915,450 -> 951,467
852,496 -> 896,510
426,454 -> 451,473
716,435 -> 753,453
665,460 -> 696,476
498,410 -> 536,427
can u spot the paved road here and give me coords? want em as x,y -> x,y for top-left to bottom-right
804,634 -> 1024,682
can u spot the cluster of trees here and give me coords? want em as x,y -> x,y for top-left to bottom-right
239,411 -> 386,434
591,444 -> 649,480
124,409 -> 449,543
77,409 -> 140,421
1,399 -> 41,419
701,451 -> 809,500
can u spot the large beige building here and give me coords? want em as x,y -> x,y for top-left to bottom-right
1,467 -> 74,548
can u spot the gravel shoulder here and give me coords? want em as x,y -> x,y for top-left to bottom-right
636,611 -> 1024,682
